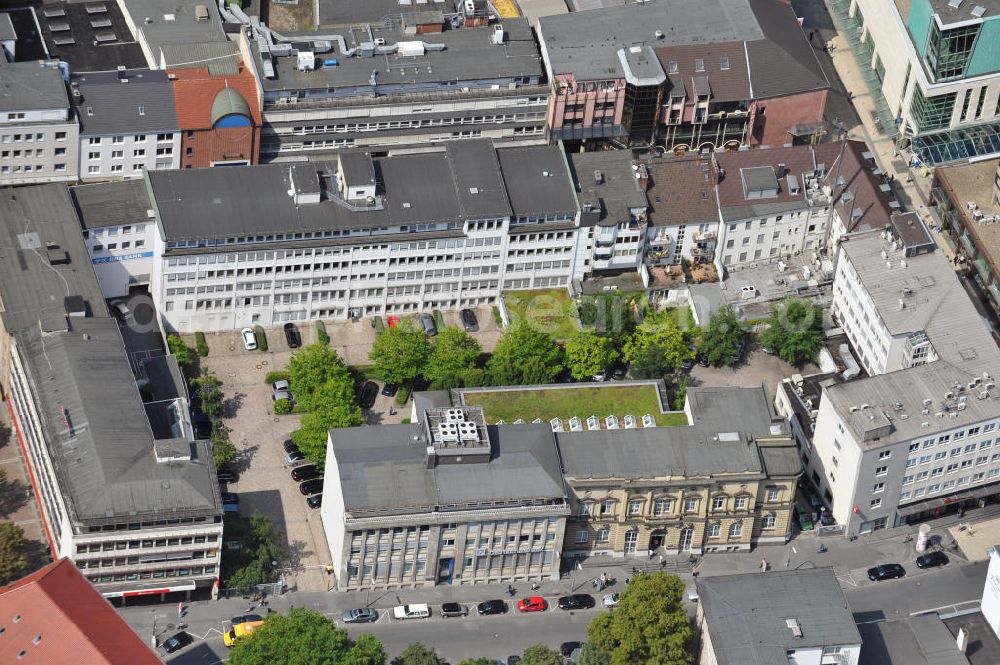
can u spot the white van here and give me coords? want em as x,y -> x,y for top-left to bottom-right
392,603 -> 430,620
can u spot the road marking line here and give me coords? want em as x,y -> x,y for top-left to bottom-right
910,599 -> 980,617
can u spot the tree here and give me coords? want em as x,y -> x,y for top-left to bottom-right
223,511 -> 286,589
288,345 -> 354,413
760,298 -> 824,366
456,659 -> 496,665
622,311 -> 692,377
191,369 -> 224,418
423,328 -> 482,390
369,320 -> 430,386
0,522 -> 27,584
291,396 -> 363,470
166,334 -> 194,367
228,608 -> 384,665
577,644 -> 611,665
392,643 -> 447,665
520,644 -> 565,665
587,572 -> 693,665
699,306 -> 746,368
486,321 -> 564,385
565,331 -> 618,380
211,421 -> 237,468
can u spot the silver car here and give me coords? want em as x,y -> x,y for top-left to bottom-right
341,608 -> 377,624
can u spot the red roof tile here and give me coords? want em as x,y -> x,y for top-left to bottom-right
168,66 -> 261,130
0,559 -> 162,665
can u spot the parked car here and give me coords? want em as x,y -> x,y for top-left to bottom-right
916,551 -> 949,569
393,603 -> 430,620
602,592 -> 619,608
286,450 -> 307,465
341,608 -> 378,624
557,594 -> 595,610
680,357 -> 694,371
230,614 -> 263,627
610,364 -> 627,380
162,632 -> 193,653
516,596 -> 547,612
306,494 -> 322,509
381,382 -> 399,397
272,390 -> 294,404
272,379 -> 291,393
282,439 -> 299,454
291,465 -> 320,482
591,371 -> 607,382
560,642 -> 582,658
867,563 -> 905,581
221,492 -> 239,513
477,599 -> 507,616
241,327 -> 257,351
283,322 -> 302,349
419,312 -> 437,336
697,353 -> 710,367
298,478 -> 324,495
216,468 -> 237,484
460,308 -> 479,332
358,381 -> 378,409
441,602 -> 467,617
507,657 -> 521,665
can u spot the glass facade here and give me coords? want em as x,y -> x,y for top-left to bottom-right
621,83 -> 662,144
925,22 -> 980,81
912,119 -> 1000,164
909,87 -> 956,133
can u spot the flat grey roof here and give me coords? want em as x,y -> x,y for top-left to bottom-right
538,0 -> 763,81
72,69 -> 178,135
71,179 -> 154,230
699,568 -> 861,665
859,615 -> 971,665
568,150 -> 648,224
0,61 -> 67,111
119,0 -> 226,61
557,386 -> 797,480
31,1 -> 147,73
929,0 -> 1000,25
259,19 -> 541,93
0,12 -> 15,42
149,142 -> 577,241
329,422 -> 566,513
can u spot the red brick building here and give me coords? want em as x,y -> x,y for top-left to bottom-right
169,66 -> 261,168
0,558 -> 162,664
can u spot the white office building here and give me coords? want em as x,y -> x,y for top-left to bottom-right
804,219 -> 1000,536
0,61 -> 78,185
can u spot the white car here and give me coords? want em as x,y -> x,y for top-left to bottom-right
241,327 -> 257,351
392,603 -> 430,620
602,593 -> 619,608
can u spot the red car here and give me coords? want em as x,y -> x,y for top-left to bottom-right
517,596 -> 547,612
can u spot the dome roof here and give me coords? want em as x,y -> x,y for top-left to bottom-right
210,87 -> 251,126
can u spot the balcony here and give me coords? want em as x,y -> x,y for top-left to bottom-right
693,229 -> 716,242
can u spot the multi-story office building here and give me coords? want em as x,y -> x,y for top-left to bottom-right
321,405 -> 570,590
930,157 -> 1000,312
0,61 -> 78,185
806,221 -> 1000,536
714,142 -> 895,273
138,140 -> 583,332
245,15 -> 548,160
835,0 -> 1000,164
537,0 -> 829,149
556,386 -> 800,558
0,184 -> 223,600
71,69 -> 180,181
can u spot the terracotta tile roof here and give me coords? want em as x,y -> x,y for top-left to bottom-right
656,42 -> 751,103
644,155 -> 720,227
168,66 -> 261,130
714,142 -> 843,209
0,558 -> 162,665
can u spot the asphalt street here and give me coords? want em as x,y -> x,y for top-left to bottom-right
845,560 -> 989,623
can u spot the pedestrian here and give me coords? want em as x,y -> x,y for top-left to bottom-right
760,558 -> 768,573
531,582 -> 539,591
177,602 -> 185,619
809,29 -> 817,43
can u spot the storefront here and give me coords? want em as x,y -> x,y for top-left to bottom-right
895,483 -> 1000,527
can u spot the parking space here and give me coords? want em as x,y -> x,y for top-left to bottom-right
688,346 -> 819,394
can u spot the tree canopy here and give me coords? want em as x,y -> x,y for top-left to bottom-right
520,644 -> 565,665
760,298 -> 824,366
166,334 -> 194,367
698,306 -> 746,368
287,345 -> 354,413
577,643 -> 611,665
191,369 -> 224,417
228,608 -> 384,665
622,311 -> 692,378
486,321 -> 564,385
423,327 -> 482,390
223,511 -> 286,590
291,396 -> 362,470
210,421 -> 236,468
369,320 -> 431,386
565,331 -> 619,381
392,643 -> 447,665
0,522 -> 27,584
587,572 -> 694,665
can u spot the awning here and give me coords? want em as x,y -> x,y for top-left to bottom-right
912,119 -> 1000,165
101,581 -> 197,598
896,483 -> 999,517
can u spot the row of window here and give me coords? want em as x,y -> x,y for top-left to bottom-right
87,133 -> 173,145
898,467 -> 1000,503
86,565 -> 215,585
0,164 -> 64,175
2,147 -> 65,159
1,132 -> 63,143
91,239 -> 145,252
579,490 -> 780,517
87,148 -> 170,160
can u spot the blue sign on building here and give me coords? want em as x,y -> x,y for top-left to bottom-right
92,251 -> 154,264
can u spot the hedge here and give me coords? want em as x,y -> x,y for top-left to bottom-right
373,316 -> 385,334
432,309 -> 445,330
395,385 -> 411,406
492,305 -> 504,328
273,398 -> 293,415
264,370 -> 290,385
195,331 -> 209,357
254,325 -> 268,352
315,320 -> 330,345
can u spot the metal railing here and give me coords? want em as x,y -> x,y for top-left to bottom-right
265,84 -> 550,112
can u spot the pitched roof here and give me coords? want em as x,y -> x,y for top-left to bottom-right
71,179 -> 154,230
656,42 -> 750,103
744,0 -> 829,98
168,66 -> 260,130
698,568 -> 861,665
0,61 -> 67,112
0,558 -> 162,665
72,69 -> 178,135
643,155 -> 719,227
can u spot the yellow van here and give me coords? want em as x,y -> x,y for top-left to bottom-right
224,619 -> 263,647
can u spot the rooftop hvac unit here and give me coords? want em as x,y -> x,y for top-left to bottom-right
605,415 -> 619,430
464,0 -> 475,15
586,415 -> 600,431
492,24 -> 505,45
458,421 -> 478,441
642,414 -> 656,428
437,422 -> 459,442
569,416 -> 583,432
445,408 -> 465,422
594,169 -> 603,184
623,414 -> 637,429
551,418 -> 564,432
980,391 -> 990,400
